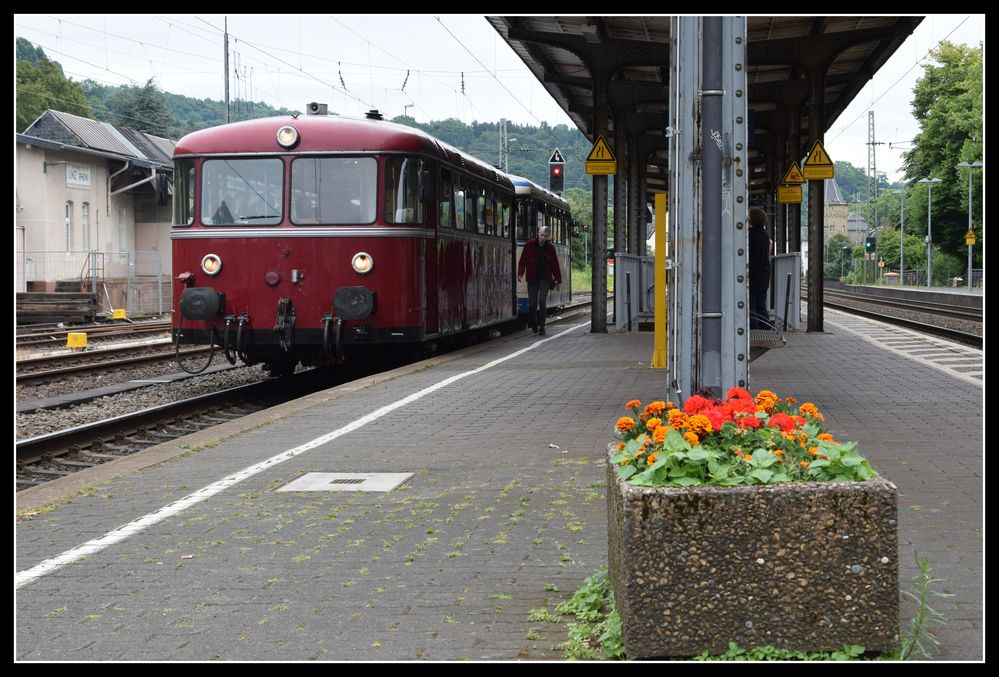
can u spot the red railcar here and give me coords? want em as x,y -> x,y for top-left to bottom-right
171,111 -> 516,375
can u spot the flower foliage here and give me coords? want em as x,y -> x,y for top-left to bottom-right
611,388 -> 877,487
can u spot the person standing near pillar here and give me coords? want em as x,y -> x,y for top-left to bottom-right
748,207 -> 773,330
517,225 -> 562,336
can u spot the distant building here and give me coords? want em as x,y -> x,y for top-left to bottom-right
824,178 -> 849,240
16,109 -> 176,313
846,211 -> 869,245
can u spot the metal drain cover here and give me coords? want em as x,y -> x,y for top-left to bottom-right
276,472 -> 413,493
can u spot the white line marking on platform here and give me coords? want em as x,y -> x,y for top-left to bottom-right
16,321 -> 589,589
826,314 -> 982,387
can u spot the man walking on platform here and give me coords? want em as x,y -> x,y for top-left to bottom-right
517,225 -> 562,336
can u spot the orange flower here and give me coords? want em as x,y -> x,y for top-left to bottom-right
668,409 -> 689,429
646,417 -> 663,431
644,401 -> 666,416
818,433 -> 834,442
800,460 -> 810,468
616,416 -> 635,432
774,449 -> 784,457
744,454 -> 753,462
626,400 -> 641,410
653,426 -> 670,445
683,431 -> 700,446
799,402 -> 824,422
665,401 -> 677,411
687,414 -> 713,437
646,452 -> 659,465
617,441 -> 625,451
755,389 -> 779,413
808,447 -> 819,456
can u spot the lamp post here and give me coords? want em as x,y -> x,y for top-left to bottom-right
918,177 -> 942,287
841,245 -> 849,279
894,188 -> 905,285
957,161 -> 982,290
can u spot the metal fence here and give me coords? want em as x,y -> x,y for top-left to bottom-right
18,250 -> 170,318
613,253 -> 655,330
769,253 -> 801,331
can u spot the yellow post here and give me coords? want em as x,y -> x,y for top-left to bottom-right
650,193 -> 668,368
67,332 -> 88,349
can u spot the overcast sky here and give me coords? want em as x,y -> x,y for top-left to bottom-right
15,14 -> 983,183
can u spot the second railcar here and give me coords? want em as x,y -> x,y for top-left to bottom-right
510,175 -> 572,316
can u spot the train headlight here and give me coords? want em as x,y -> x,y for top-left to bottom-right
201,253 -> 222,276
276,125 -> 300,149
351,252 -> 374,274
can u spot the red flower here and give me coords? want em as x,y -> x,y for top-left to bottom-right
683,394 -> 712,415
767,412 -> 797,433
735,416 -> 761,430
725,386 -> 753,401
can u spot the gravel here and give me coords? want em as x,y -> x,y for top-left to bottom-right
15,353 -> 275,440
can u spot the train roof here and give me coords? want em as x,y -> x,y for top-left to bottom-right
507,174 -> 570,209
174,113 -> 513,189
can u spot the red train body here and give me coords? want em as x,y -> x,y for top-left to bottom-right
171,112 -> 521,375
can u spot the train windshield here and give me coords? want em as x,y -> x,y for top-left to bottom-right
291,157 -> 377,225
201,158 -> 283,226
173,158 -> 195,226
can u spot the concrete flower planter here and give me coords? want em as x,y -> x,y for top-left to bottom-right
606,454 -> 899,659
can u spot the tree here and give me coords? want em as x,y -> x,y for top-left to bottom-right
108,78 -> 176,137
903,41 -> 983,265
16,39 -> 93,131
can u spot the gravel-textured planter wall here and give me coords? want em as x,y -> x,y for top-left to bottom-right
606,457 -> 899,659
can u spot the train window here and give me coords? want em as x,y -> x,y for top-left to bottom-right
291,157 -> 377,225
173,159 -> 195,226
466,186 -> 478,233
499,197 -> 510,238
384,156 -> 426,224
201,158 -> 283,226
515,200 -> 530,241
439,169 -> 453,228
480,188 -> 493,235
454,184 -> 466,230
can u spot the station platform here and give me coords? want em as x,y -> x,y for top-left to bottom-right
15,308 -> 983,661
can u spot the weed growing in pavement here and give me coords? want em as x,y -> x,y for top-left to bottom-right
551,553 -> 949,661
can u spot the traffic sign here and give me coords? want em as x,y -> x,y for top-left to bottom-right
802,139 -> 834,180
585,135 -> 617,175
966,229 -> 976,246
780,161 -> 806,185
548,149 -> 565,164
777,185 -> 802,204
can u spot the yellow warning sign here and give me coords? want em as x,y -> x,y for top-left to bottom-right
802,139 -> 834,180
781,162 -> 806,185
966,229 -> 976,246
777,185 -> 802,204
585,135 -> 617,175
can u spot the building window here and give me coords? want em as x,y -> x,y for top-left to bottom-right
65,201 -> 73,252
81,202 -> 90,250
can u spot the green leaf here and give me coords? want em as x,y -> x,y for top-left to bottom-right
669,476 -> 702,487
749,468 -> 774,484
616,464 -> 637,480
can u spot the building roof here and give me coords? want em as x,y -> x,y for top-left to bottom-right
824,178 -> 847,205
21,109 -> 175,168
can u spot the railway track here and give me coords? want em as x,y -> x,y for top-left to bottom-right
16,298 -> 596,490
16,340 -> 208,383
804,285 -> 982,348
16,319 -> 173,349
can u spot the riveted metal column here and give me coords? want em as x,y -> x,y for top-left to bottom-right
614,111 -> 627,256
701,16 -> 723,398
774,132 -> 787,253
806,69 -> 827,332
592,76 -> 609,333
628,134 -> 641,255
668,16 -> 748,402
787,107 -> 802,252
